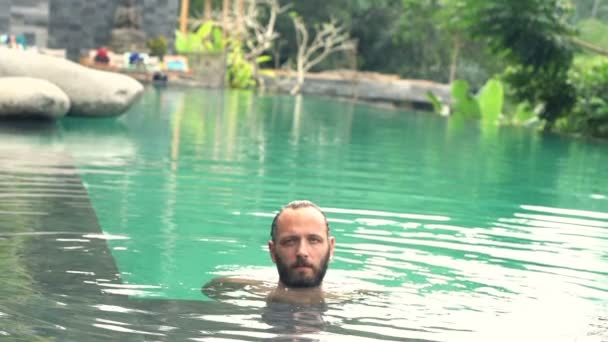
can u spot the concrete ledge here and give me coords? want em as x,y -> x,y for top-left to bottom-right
260,71 -> 451,110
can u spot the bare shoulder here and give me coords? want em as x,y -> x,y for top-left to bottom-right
204,276 -> 262,286
202,276 -> 272,300
202,276 -> 386,304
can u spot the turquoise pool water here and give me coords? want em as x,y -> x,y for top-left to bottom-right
0,87 -> 607,341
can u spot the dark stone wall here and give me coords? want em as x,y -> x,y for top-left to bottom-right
1,0 -> 49,47
143,0 -> 178,46
48,0 -> 117,60
0,0 -> 11,33
0,0 -> 178,60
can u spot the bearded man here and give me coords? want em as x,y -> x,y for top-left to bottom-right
203,200 -> 335,305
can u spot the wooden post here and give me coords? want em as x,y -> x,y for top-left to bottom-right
222,0 -> 230,34
204,0 -> 212,21
235,0 -> 244,38
180,0 -> 190,33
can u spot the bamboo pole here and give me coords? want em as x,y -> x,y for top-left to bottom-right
180,0 -> 190,33
223,0 -> 230,33
204,0 -> 212,21
235,0 -> 244,37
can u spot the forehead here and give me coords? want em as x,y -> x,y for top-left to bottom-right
275,207 -> 326,236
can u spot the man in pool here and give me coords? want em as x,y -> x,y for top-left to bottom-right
202,200 -> 336,305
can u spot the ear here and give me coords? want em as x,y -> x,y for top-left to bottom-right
329,236 -> 336,260
268,240 -> 277,264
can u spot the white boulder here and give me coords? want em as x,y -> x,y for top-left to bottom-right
0,77 -> 70,119
0,48 -> 143,117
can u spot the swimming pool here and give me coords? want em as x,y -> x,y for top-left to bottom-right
1,87 -> 607,341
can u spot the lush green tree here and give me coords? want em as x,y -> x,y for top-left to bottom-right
557,56 -> 608,138
182,0 -> 499,87
457,0 -> 576,127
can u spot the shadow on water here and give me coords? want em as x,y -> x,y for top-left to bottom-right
0,118 -> 60,148
59,116 -> 129,136
0,118 -> 58,134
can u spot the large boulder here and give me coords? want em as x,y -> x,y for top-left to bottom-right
0,48 -> 143,117
0,77 -> 70,119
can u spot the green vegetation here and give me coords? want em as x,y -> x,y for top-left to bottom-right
460,1 -> 576,127
178,0 -> 608,139
175,22 -> 225,54
147,36 -> 168,61
430,78 -> 504,123
175,21 -> 268,89
578,18 -> 608,47
227,45 -> 271,89
557,55 -> 608,137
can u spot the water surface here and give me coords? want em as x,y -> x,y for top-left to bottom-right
0,88 -> 607,341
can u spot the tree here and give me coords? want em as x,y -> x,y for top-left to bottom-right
242,0 -> 291,62
289,14 -> 355,95
458,0 -> 576,127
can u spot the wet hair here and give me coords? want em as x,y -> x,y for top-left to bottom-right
270,200 -> 330,242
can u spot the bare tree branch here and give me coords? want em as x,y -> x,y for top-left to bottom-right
290,15 -> 355,95
242,0 -> 291,61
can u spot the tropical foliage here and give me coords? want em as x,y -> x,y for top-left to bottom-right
175,21 -> 270,89
557,56 -> 608,137
179,0 -> 608,138
175,22 -> 225,54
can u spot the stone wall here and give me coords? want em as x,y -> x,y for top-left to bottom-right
48,0 -> 116,60
186,52 -> 227,88
0,0 -> 178,61
142,0 -> 179,49
0,0 -> 11,33
3,0 -> 49,47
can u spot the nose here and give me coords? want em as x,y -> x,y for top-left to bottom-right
296,240 -> 310,258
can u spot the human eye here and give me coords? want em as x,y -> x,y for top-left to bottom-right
281,237 -> 297,246
308,236 -> 323,244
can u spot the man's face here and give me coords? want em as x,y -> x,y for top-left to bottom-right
269,207 -> 335,288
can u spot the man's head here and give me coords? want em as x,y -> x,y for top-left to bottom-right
268,200 -> 335,289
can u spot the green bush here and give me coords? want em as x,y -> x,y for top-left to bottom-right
430,78 -> 504,121
227,43 -> 255,89
174,22 -> 264,89
556,56 -> 608,138
460,0 -> 576,126
147,36 -> 168,60
175,22 -> 226,54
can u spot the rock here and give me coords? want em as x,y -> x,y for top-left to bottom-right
261,71 -> 452,109
0,48 -> 143,117
0,77 -> 70,119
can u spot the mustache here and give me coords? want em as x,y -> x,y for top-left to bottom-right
292,258 -> 314,268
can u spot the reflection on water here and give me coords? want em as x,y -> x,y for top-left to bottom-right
262,302 -> 328,340
0,87 -> 607,341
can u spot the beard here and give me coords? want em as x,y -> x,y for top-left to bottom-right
275,249 -> 331,288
